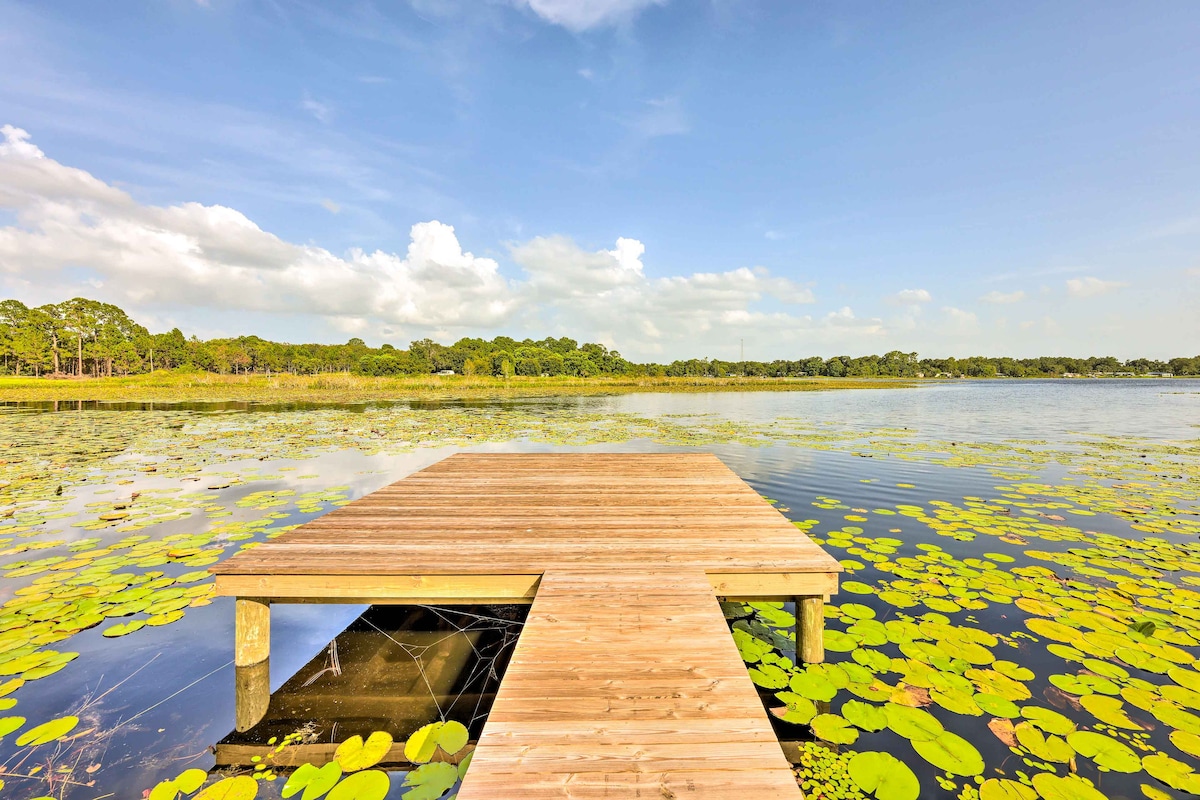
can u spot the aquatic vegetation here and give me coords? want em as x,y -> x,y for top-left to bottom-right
0,390 -> 1196,797
732,441 -> 1200,800
151,722 -> 470,800
0,371 -> 912,403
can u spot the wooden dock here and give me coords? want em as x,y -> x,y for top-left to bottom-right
211,453 -> 841,798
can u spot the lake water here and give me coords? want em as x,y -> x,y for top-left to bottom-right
0,380 -> 1197,800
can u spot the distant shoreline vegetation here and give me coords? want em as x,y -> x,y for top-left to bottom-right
1,296 -> 1196,380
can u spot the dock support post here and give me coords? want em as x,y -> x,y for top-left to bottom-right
234,597 -> 270,732
796,596 -> 824,664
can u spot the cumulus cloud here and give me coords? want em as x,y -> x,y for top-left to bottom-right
1066,276 -> 1127,298
513,0 -> 666,31
887,288 -> 932,306
509,234 -> 819,352
980,290 -> 1026,304
0,125 -> 515,329
941,306 -> 979,336
0,125 -> 839,357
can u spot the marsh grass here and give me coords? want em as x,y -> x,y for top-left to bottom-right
0,372 -> 915,403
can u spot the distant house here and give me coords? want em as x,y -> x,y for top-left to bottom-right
436,369 -> 455,376
1148,372 -> 1174,378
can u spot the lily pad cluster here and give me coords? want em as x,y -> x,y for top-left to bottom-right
147,723 -> 471,800
732,445 -> 1200,800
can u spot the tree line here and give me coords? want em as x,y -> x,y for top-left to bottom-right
1,297 -> 1197,379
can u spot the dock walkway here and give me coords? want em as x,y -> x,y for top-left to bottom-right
211,453 -> 841,798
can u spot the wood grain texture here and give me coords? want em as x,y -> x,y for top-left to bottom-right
211,453 -> 841,583
456,569 -> 803,799
210,453 -> 838,798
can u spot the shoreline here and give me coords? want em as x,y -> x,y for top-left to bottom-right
0,373 -> 918,403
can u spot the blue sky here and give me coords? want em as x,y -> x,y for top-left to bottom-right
1,0 -> 1197,360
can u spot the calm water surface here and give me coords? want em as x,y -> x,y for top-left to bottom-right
0,380 -> 1196,799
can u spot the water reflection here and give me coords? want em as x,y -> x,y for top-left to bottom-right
222,605 -> 524,767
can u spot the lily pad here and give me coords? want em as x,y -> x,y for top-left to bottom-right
195,776 -> 259,800
811,713 -> 859,745
325,771 -> 390,800
842,699 -> 888,731
884,703 -> 944,742
848,751 -> 920,800
911,730 -> 985,776
334,731 -> 393,772
1066,730 -> 1141,772
15,715 -> 78,746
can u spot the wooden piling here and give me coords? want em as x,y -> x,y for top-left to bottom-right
797,596 -> 825,664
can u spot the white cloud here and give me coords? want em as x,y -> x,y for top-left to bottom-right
628,96 -> 689,139
510,234 -> 817,351
887,288 -> 932,306
941,306 -> 979,336
300,94 -> 332,123
0,126 -> 841,358
980,290 -> 1026,304
1186,267 -> 1200,278
513,0 -> 666,31
321,199 -> 341,214
0,126 -> 514,329
1066,276 -> 1128,298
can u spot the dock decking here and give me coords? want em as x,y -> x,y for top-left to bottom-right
211,453 -> 841,798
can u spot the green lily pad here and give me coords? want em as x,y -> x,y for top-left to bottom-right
848,751 -> 920,800
1080,694 -> 1143,730
1143,753 -> 1200,794
911,730 -> 984,776
884,703 -> 944,742
980,778 -> 1036,800
1066,730 -> 1141,772
1030,773 -> 1107,800
195,776 -> 259,800
1021,706 -> 1076,736
1171,730 -> 1200,759
842,700 -> 888,731
790,670 -> 837,702
811,713 -> 859,745
15,715 -> 78,746
975,694 -> 1020,718
1014,723 -> 1073,764
334,731 -> 393,772
402,762 -> 459,800
325,770 -> 390,800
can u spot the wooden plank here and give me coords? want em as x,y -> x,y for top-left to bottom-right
214,572 -> 836,601
210,453 -> 838,798
456,569 -> 801,800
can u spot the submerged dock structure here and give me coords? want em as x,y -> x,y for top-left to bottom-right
211,452 -> 841,799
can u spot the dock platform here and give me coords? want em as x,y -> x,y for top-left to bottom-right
211,453 -> 841,798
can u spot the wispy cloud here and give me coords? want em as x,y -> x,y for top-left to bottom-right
300,93 -> 332,123
887,288 -> 932,306
983,265 -> 1087,284
941,306 -> 979,335
1066,276 -> 1128,298
513,0 -> 667,32
627,96 -> 689,138
980,290 -> 1026,304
